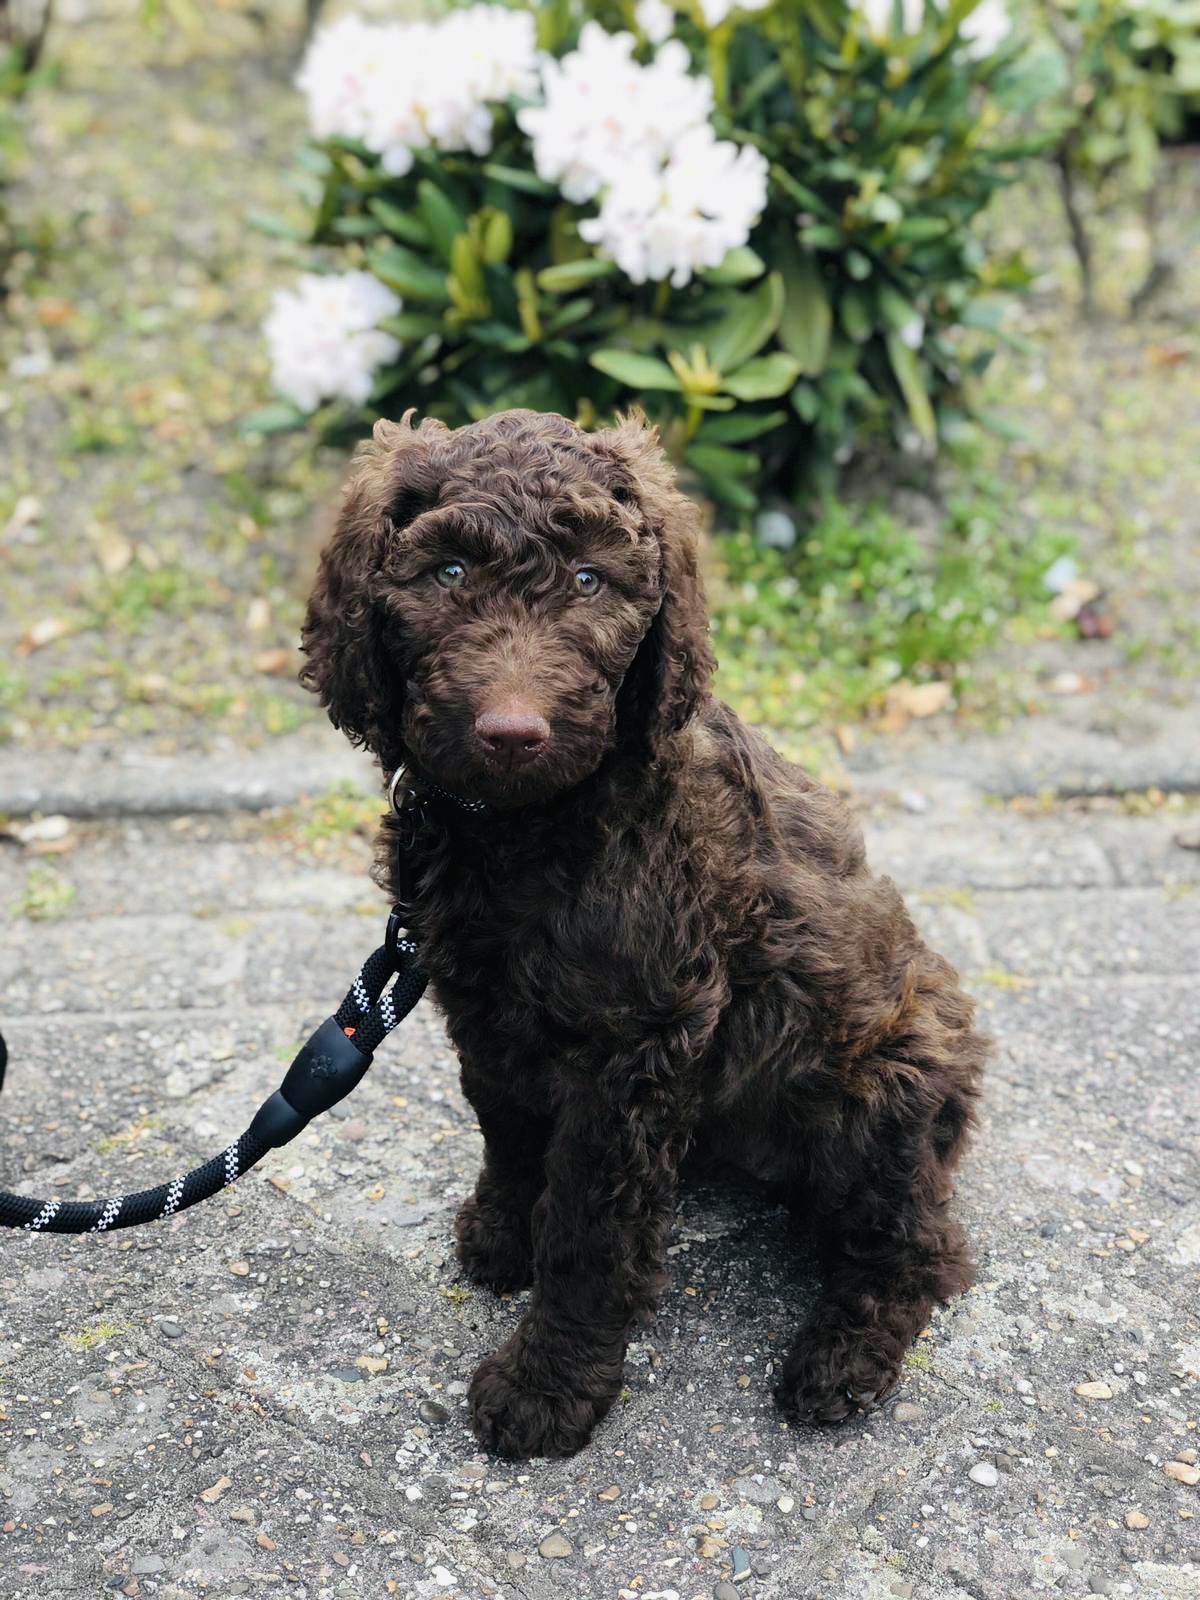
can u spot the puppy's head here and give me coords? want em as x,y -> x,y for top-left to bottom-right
301,408 -> 713,809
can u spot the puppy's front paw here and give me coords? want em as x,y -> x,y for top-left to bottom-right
468,1339 -> 617,1459
454,1192 -> 533,1294
774,1321 -> 905,1426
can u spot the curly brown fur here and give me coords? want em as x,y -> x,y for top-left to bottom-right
302,407 -> 989,1460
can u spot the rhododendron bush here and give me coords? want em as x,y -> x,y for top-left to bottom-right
254,0 -> 1037,513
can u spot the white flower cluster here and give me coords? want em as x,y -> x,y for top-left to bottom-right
263,272 -> 401,412
518,23 -> 768,287
297,6 -> 538,176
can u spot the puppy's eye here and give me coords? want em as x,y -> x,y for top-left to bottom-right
434,560 -> 468,590
573,568 -> 602,597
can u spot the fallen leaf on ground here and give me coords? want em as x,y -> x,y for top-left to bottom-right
354,1356 -> 388,1375
886,680 -> 952,720
253,647 -> 291,675
1047,671 -> 1090,696
87,521 -> 134,576
17,618 -> 71,655
1049,577 -> 1100,622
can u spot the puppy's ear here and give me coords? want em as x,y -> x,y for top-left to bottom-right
300,412 -> 442,767
596,413 -> 714,759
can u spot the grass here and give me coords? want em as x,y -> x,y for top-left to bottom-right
12,862 -> 75,921
62,1318 -> 128,1350
710,480 -> 1074,737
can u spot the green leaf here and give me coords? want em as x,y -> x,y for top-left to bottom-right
330,215 -> 380,238
481,162 -> 556,195
798,223 -> 842,251
886,334 -> 936,443
589,350 -> 681,391
877,285 -> 920,334
417,180 -> 466,264
245,209 -> 309,242
367,198 -> 430,249
722,352 -> 804,401
469,321 -> 532,352
707,273 -> 785,375
378,311 -> 445,340
686,443 -> 759,479
790,381 -> 821,423
694,410 -> 788,444
840,286 -> 874,343
703,246 -> 766,285
546,297 -> 595,334
479,209 -> 514,266
894,217 -> 950,244
778,249 -> 831,376
368,244 -> 450,304
240,401 -> 308,434
537,257 -> 618,293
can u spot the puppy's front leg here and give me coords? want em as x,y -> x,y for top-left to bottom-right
469,1050 -> 686,1459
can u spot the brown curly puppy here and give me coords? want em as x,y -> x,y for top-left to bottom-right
302,407 -> 988,1460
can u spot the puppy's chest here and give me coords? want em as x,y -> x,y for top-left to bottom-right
416,846 -> 648,1059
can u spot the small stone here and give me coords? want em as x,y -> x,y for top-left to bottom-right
890,1585 -> 914,1599
132,1556 -> 165,1575
91,1504 -> 114,1517
199,1476 -> 232,1504
159,1320 -> 183,1339
1176,1449 -> 1199,1466
340,1119 -> 368,1144
597,1486 -> 620,1502
968,1461 -> 999,1487
538,1533 -> 573,1559
892,1401 -> 926,1424
776,1495 -> 795,1514
419,1400 -> 449,1425
1075,1381 -> 1114,1400
229,1506 -> 257,1525
696,1535 -> 724,1558
1165,1461 -> 1200,1485
714,1584 -> 740,1600
736,1374 -> 751,1389
1088,1578 -> 1113,1596
229,1261 -> 251,1277
256,1534 -> 277,1552
731,1546 -> 751,1581
699,1494 -> 720,1511
332,1366 -> 364,1383
900,790 -> 929,815
1125,1511 -> 1149,1530
355,1356 -> 388,1376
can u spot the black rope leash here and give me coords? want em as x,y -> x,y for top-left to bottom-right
0,909 -> 425,1235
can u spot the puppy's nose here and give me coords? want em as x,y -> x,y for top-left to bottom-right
476,706 -> 551,767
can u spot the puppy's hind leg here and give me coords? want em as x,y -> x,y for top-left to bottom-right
775,1075 -> 977,1425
